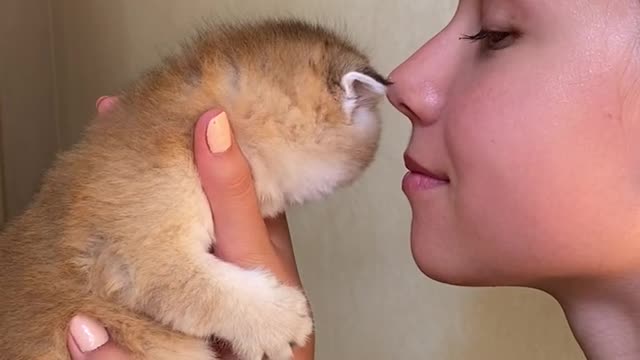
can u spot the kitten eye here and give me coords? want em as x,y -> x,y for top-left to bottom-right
460,29 -> 515,51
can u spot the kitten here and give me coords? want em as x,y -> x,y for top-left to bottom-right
0,18 -> 388,360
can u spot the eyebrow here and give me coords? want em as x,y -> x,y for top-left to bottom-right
481,0 -> 531,25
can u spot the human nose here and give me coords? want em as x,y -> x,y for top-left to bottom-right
387,27 -> 465,127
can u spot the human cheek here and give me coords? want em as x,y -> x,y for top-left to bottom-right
442,69 -> 567,268
444,62 -> 633,279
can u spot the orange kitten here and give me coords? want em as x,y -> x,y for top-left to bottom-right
0,18 -> 388,360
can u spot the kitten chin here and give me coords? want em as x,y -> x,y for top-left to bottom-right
253,102 -> 384,218
249,72 -> 385,217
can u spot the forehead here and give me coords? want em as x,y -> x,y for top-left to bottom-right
471,0 -> 635,20
471,0 -> 554,20
459,0 -> 640,40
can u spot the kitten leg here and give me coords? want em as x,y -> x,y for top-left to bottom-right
101,233 -> 313,360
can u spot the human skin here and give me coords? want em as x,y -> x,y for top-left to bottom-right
387,0 -> 640,358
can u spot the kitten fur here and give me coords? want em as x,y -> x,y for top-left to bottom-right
0,18 -> 388,360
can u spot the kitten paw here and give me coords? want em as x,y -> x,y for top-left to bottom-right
229,273 -> 313,360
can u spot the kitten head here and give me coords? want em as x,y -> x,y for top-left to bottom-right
158,20 -> 387,216
194,19 -> 390,217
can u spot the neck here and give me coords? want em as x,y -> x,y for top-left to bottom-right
543,274 -> 640,360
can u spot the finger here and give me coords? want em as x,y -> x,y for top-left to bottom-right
264,213 -> 294,254
96,96 -> 118,114
193,110 -> 273,262
264,214 -> 301,280
68,336 -> 131,360
67,315 -> 131,360
193,110 -> 304,286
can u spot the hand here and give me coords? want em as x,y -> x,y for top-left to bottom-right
67,97 -> 314,360
193,108 -> 314,359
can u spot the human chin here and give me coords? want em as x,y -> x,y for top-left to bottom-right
407,202 -> 518,287
406,199 -> 474,286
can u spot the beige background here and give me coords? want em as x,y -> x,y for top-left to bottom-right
1,0 -> 585,359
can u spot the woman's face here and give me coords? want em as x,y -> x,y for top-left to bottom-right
388,0 -> 640,286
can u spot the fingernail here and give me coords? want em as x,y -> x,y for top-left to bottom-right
69,315 -> 109,353
206,111 -> 232,154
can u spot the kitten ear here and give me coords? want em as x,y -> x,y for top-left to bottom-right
340,70 -> 388,117
341,71 -> 387,99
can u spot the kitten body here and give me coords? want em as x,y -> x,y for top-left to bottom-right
0,19 -> 387,360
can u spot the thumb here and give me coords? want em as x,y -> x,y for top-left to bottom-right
192,109 -> 273,263
67,315 -> 131,360
193,110 -> 258,209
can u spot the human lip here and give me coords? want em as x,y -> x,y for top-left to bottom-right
403,154 -> 449,181
402,154 -> 449,192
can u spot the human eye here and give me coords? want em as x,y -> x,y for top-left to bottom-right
459,29 -> 517,51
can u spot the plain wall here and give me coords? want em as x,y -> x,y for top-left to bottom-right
0,0 -> 59,220
2,1 -> 585,359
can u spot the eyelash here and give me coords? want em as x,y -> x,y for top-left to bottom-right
460,29 -> 515,50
